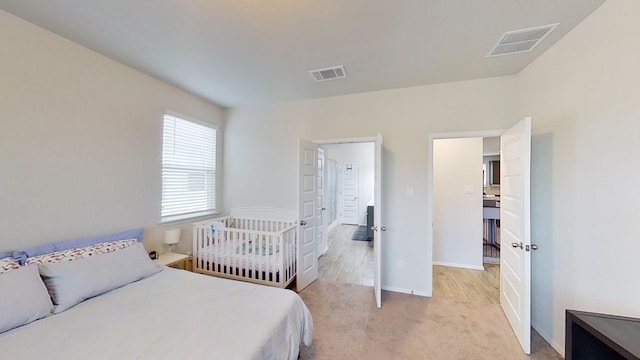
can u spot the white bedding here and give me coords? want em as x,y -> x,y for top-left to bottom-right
0,268 -> 313,360
200,243 -> 283,273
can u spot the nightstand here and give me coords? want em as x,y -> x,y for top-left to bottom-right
155,253 -> 192,271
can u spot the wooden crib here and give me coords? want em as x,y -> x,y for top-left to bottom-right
192,208 -> 298,288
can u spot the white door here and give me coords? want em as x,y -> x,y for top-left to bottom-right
500,117 -> 532,354
340,164 -> 359,225
373,134 -> 384,308
298,139 -> 319,291
317,148 -> 328,256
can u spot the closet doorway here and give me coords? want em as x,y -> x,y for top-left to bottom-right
430,131 -> 504,271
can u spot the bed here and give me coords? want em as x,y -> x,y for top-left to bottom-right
192,208 -> 298,288
0,228 -> 313,360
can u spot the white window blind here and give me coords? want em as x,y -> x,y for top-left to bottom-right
161,114 -> 216,222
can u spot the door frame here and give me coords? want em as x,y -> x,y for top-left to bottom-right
426,129 -> 504,296
313,136 -> 379,292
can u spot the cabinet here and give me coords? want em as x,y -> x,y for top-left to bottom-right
154,253 -> 192,271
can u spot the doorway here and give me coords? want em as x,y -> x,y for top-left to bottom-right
317,142 -> 375,287
428,118 -> 533,354
428,129 -> 503,276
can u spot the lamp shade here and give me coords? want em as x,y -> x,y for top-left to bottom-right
163,228 -> 181,245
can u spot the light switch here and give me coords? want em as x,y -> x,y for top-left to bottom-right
406,187 -> 414,197
464,185 -> 474,194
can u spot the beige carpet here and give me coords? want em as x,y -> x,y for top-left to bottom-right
298,280 -> 561,360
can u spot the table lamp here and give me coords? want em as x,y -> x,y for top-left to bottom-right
163,228 -> 181,254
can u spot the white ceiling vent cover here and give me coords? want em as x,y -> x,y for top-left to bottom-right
488,23 -> 559,57
309,65 -> 347,82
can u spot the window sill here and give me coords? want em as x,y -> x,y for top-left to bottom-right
160,210 -> 219,225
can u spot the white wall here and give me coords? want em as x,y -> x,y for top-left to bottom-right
0,10 -> 224,254
224,76 -> 519,295
483,137 -> 500,156
515,0 -> 640,354
321,143 -> 374,225
433,138 -> 483,269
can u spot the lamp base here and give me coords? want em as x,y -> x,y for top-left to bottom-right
165,244 -> 175,254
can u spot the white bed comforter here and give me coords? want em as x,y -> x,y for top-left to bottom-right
0,268 -> 313,360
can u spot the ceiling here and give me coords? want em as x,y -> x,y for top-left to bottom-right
0,0 -> 604,108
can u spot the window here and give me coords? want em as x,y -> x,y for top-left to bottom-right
161,113 -> 217,222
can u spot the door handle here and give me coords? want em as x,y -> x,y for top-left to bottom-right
526,244 -> 539,251
371,226 -> 387,232
381,227 -> 387,231
321,207 -> 327,212
299,220 -> 307,226
511,242 -> 523,249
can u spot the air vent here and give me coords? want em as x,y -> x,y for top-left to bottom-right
309,65 -> 347,82
487,23 -> 559,57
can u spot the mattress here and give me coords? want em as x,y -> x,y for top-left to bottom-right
0,268 -> 313,360
199,243 -> 284,273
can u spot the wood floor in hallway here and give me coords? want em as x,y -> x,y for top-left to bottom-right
318,224 -> 374,286
433,263 -> 500,304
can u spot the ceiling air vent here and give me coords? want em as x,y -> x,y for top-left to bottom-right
309,65 -> 347,82
487,23 -> 559,57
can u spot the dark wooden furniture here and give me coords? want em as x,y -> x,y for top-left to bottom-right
366,202 -> 374,241
566,310 -> 640,360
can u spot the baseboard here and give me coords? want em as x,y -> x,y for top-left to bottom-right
327,221 -> 338,232
483,256 -> 499,264
382,285 -> 431,297
433,261 -> 485,271
532,321 -> 564,357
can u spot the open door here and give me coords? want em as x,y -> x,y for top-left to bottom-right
500,117 -> 533,353
297,139 -> 319,291
317,148 -> 328,256
373,134 -> 384,308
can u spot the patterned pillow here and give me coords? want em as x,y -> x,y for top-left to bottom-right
0,257 -> 20,275
26,238 -> 139,265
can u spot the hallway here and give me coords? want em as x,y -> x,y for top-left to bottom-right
318,225 -> 374,286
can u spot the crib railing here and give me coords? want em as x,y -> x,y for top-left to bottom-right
192,216 -> 297,288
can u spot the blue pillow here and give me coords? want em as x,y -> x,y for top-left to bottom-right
13,228 -> 144,265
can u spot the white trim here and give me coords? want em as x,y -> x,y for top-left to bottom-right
327,220 -> 338,232
382,286 -> 430,297
429,130 -> 503,140
313,136 -> 377,145
427,129 -> 504,293
483,256 -> 500,264
160,211 -> 219,225
433,261 -> 485,271
532,321 -> 564,357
